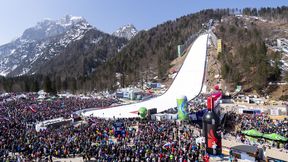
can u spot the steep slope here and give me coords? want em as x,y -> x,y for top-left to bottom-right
214,9 -> 287,96
38,30 -> 127,78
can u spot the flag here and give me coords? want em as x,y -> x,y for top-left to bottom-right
163,142 -> 171,147
29,106 -> 37,113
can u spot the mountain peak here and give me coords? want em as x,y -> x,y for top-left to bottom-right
112,24 -> 138,40
21,15 -> 89,41
59,15 -> 87,26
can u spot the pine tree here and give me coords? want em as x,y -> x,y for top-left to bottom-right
31,80 -> 40,92
44,76 -> 52,93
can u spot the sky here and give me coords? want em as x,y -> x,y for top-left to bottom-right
0,0 -> 287,45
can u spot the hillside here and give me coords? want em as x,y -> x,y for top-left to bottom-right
212,7 -> 288,99
89,9 -> 230,91
37,29 -> 127,78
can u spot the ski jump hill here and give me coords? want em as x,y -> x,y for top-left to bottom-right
82,33 -> 209,118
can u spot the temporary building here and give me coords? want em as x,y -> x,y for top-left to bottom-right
151,113 -> 178,121
241,129 -> 263,138
263,133 -> 288,142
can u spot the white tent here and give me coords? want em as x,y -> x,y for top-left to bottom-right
38,90 -> 47,95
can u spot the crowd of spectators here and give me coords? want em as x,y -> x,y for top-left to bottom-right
224,112 -> 288,150
0,93 -> 209,161
223,112 -> 288,138
1,115 -> 208,161
240,113 -> 288,137
1,92 -> 288,161
0,93 -> 118,122
0,93 -> 120,161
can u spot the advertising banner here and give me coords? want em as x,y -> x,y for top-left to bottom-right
177,95 -> 188,120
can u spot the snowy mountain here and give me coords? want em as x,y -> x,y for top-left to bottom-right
112,24 -> 138,40
21,15 -> 87,41
37,29 -> 127,78
0,15 -> 127,77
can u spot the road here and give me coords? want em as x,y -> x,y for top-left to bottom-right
82,33 -> 209,118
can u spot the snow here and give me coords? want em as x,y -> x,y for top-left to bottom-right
280,59 -> 288,71
29,52 -> 43,65
10,49 -> 16,54
83,34 -> 208,118
18,68 -> 30,76
71,16 -> 83,21
3,58 -> 9,64
21,55 -> 27,59
58,15 -> 86,27
91,37 -> 102,44
12,65 -> 17,70
0,70 -> 9,76
112,24 -> 138,40
38,42 -> 47,49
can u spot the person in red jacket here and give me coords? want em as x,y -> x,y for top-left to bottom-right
159,153 -> 164,159
203,153 -> 210,162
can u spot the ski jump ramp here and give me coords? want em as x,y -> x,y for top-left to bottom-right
83,33 -> 209,118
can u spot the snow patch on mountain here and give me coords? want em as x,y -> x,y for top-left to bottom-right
91,37 -> 103,44
112,24 -> 138,40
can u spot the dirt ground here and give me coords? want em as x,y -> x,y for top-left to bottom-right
268,84 -> 288,100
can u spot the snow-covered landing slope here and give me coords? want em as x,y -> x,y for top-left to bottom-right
83,34 -> 209,118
